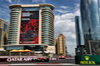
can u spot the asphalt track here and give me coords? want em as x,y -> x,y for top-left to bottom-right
0,59 -> 75,64
0,59 -> 98,66
0,59 -> 77,66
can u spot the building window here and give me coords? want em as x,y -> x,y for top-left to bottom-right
3,23 -> 7,31
43,6 -> 52,9
12,13 -> 19,14
12,17 -> 18,18
11,19 -> 18,20
12,7 -> 19,9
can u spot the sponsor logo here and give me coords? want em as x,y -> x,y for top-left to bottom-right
85,56 -> 89,60
7,58 -> 33,62
80,56 -> 96,64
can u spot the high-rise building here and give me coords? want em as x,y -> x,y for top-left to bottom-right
55,34 -> 66,55
0,19 -> 9,50
3,4 -> 55,54
75,16 -> 84,46
75,16 -> 85,55
80,0 -> 100,54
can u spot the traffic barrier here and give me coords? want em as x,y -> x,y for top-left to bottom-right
66,57 -> 75,59
0,56 -> 59,62
49,58 -> 59,60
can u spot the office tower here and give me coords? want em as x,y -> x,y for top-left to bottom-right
3,4 -> 55,54
56,34 -> 66,55
75,16 -> 85,55
80,0 -> 100,54
0,19 -> 9,50
75,16 -> 84,46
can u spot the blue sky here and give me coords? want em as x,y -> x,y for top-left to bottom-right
0,0 -> 99,55
0,0 -> 80,22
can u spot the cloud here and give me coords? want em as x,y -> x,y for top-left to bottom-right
32,0 -> 45,3
0,6 -> 10,22
16,0 -> 20,4
60,6 -> 68,9
0,8 -> 10,16
55,6 -> 69,13
10,0 -> 21,4
54,4 -> 80,55
55,9 -> 69,13
6,0 -> 12,3
99,8 -> 100,12
9,0 -> 12,3
75,4 -> 80,7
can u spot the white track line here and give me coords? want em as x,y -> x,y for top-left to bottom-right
10,63 -> 76,65
11,63 -> 36,65
61,63 -> 76,65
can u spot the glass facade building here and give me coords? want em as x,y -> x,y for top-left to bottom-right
5,45 -> 45,51
75,16 -> 85,55
42,6 -> 54,46
80,0 -> 100,54
8,4 -> 54,46
5,4 -> 55,54
8,7 -> 19,44
75,16 -> 84,46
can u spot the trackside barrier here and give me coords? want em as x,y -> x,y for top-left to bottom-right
0,56 -> 59,62
66,57 -> 75,59
49,58 -> 59,60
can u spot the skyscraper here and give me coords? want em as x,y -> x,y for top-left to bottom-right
80,0 -> 100,54
75,16 -> 85,55
0,19 -> 9,50
3,4 -> 55,54
55,34 -> 66,55
75,16 -> 84,46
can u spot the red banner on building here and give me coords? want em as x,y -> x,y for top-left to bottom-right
20,8 -> 39,44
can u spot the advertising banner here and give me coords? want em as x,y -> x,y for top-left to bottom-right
0,57 -> 59,62
20,8 -> 39,44
76,55 -> 100,65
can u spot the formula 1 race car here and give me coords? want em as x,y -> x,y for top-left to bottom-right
32,57 -> 49,62
59,56 -> 67,59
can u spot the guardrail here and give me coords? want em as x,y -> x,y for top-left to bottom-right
0,56 -> 59,62
66,57 -> 75,59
